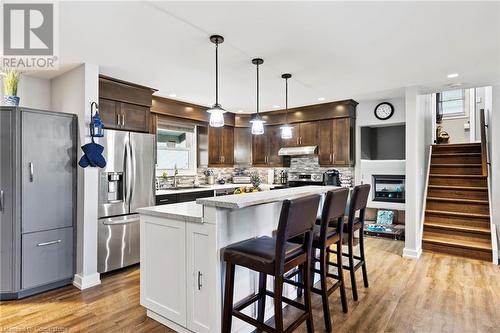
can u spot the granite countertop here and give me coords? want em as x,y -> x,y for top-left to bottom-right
156,183 -> 277,196
137,201 -> 203,223
197,185 -> 340,209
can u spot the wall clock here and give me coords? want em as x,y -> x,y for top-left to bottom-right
374,102 -> 394,120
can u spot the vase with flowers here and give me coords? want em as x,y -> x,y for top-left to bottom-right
2,70 -> 21,106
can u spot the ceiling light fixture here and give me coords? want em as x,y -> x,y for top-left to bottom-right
250,58 -> 265,135
447,73 -> 459,78
206,35 -> 226,127
318,97 -> 325,101
273,105 -> 281,108
280,73 -> 293,140
168,94 -> 177,98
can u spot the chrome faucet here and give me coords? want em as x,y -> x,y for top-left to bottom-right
173,165 -> 179,188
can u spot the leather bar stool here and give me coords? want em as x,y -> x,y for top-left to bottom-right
222,195 -> 321,333
287,188 -> 350,332
328,184 -> 371,301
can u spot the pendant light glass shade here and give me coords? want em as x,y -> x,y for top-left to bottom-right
208,35 -> 226,127
280,124 -> 293,139
250,115 -> 265,135
251,58 -> 265,135
280,73 -> 293,139
207,104 -> 225,127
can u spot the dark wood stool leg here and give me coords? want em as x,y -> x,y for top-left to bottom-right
257,272 -> 267,323
274,276 -> 284,332
297,265 -> 303,298
222,262 -> 235,333
319,247 -> 332,332
347,233 -> 358,301
359,229 -> 369,288
303,257 -> 315,333
335,242 -> 348,313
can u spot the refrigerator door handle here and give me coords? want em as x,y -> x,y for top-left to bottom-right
124,136 -> 132,207
0,190 -> 4,212
128,137 -> 135,205
29,162 -> 34,182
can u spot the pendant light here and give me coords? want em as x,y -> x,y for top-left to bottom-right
280,73 -> 293,139
207,35 -> 226,127
250,58 -> 265,135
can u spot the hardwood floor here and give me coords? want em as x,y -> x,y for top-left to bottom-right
1,237 -> 499,333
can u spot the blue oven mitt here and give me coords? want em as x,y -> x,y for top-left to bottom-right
78,142 -> 106,168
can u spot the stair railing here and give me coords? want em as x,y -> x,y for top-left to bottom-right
480,108 -> 498,264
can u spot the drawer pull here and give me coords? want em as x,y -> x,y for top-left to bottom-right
37,240 -> 61,247
198,271 -> 203,290
158,198 -> 170,203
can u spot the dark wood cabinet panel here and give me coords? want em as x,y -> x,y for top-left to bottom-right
318,119 -> 333,165
208,126 -> 234,166
299,122 -> 318,146
120,103 -> 150,132
234,127 -> 252,165
332,118 -> 352,166
252,132 -> 268,165
268,125 -> 283,166
99,98 -> 120,130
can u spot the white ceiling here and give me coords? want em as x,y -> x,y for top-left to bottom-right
51,1 -> 499,112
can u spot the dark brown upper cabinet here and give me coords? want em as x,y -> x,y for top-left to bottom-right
98,75 -> 156,133
252,125 -> 284,167
282,122 -> 318,147
318,117 -> 355,166
208,126 -> 234,167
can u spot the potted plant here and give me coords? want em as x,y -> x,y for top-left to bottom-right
250,172 -> 261,189
2,70 -> 21,106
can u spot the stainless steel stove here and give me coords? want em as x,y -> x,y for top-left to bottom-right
287,171 -> 324,187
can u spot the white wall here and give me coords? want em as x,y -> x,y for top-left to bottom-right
51,64 -> 101,289
355,97 -> 406,211
1,74 -> 52,110
404,88 -> 433,259
487,86 -> 500,263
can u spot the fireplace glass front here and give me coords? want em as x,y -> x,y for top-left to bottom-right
372,175 -> 405,203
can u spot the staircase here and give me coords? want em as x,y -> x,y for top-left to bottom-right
422,143 -> 492,261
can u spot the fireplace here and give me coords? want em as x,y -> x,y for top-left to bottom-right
372,175 -> 405,203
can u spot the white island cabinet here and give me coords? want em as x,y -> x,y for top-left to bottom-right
138,186 -> 339,333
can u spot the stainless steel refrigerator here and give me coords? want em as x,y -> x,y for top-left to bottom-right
97,130 -> 155,273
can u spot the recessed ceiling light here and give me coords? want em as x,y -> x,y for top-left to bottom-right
237,110 -> 244,113
318,97 -> 326,101
448,82 -> 463,87
447,73 -> 459,78
168,93 -> 177,97
273,105 -> 281,108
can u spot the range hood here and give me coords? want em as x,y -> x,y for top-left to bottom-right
278,146 -> 318,156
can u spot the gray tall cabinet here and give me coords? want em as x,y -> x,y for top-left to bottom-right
0,107 -> 77,300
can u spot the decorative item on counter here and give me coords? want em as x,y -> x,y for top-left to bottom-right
89,102 -> 104,138
250,171 -> 261,188
339,173 -> 352,188
193,175 -> 200,187
2,69 -> 20,106
204,169 -> 215,185
78,101 -> 107,168
161,171 -> 168,180
233,186 -> 261,194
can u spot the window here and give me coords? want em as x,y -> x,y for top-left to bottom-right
156,121 -> 197,175
437,89 -> 466,118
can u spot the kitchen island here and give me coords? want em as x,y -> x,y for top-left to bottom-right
138,185 -> 339,333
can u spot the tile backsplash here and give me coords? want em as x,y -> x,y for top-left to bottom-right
156,155 -> 354,188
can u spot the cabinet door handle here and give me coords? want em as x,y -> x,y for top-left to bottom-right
330,153 -> 332,162
122,113 -> 125,126
332,153 -> 335,163
296,137 -> 299,145
0,190 -> 4,212
37,239 -> 61,247
116,114 -> 120,126
29,162 -> 34,182
197,271 -> 203,290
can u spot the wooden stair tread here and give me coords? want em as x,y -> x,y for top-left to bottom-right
432,143 -> 481,148
422,234 -> 492,251
426,209 -> 490,219
430,163 -> 482,167
426,197 -> 489,204
428,185 -> 488,191
429,174 -> 487,178
424,221 -> 490,234
432,153 -> 481,156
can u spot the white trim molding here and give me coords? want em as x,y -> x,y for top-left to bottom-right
403,247 -> 422,260
73,273 -> 101,290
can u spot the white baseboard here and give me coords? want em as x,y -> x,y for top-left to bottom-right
493,249 -> 499,265
73,273 -> 101,290
402,247 -> 422,259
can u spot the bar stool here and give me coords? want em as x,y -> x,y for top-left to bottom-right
287,188 -> 350,332
222,195 -> 321,333
329,184 -> 371,301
